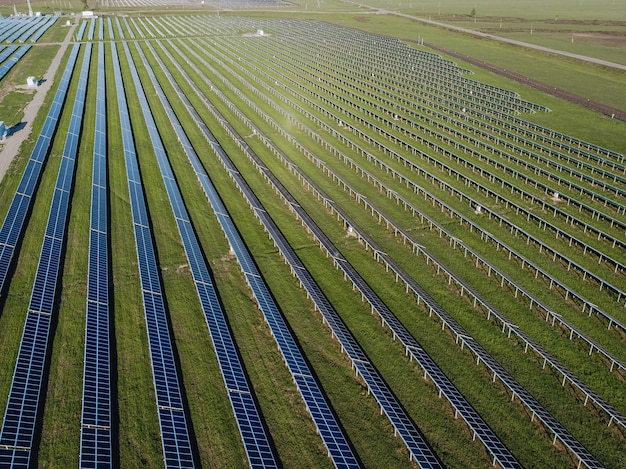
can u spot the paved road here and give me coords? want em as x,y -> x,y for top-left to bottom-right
0,21 -> 77,184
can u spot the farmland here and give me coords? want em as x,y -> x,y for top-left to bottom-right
0,4 -> 625,469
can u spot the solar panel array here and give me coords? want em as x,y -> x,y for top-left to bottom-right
0,45 -> 31,82
221,45 -> 626,377
134,40 -> 277,468
136,39 -> 361,469
79,43 -> 113,468
175,43 -> 520,467
0,13 -> 624,469
210,22 -> 622,466
0,42 -> 80,299
111,41 -> 195,468
0,43 -> 92,468
200,26 -> 626,358
0,16 -> 36,42
159,39 -> 456,468
76,20 -> 87,41
190,31 -> 610,467
17,16 -> 56,43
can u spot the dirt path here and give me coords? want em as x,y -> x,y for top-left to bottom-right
0,20 -> 77,184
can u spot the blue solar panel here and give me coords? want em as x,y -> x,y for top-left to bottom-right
159,408 -> 195,468
115,17 -> 124,40
0,45 -> 18,64
0,45 -> 31,81
76,20 -> 87,41
0,194 -> 29,247
0,43 -> 80,297
0,43 -> 91,467
87,18 -> 95,41
80,42 -> 112,469
79,426 -> 112,468
0,312 -> 51,449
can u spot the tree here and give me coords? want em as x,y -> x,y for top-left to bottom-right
470,7 -> 476,17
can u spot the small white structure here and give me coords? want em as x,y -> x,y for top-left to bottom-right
257,29 -> 264,36
26,76 -> 38,88
82,11 -> 95,18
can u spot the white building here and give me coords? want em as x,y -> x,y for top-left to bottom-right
26,76 -> 38,87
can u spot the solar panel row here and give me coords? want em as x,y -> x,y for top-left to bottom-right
0,43 -> 92,469
87,18 -> 95,41
145,40 -> 360,469
80,43 -> 113,468
0,16 -> 35,42
111,41 -> 194,468
76,20 -> 88,41
0,42 -> 80,299
27,16 -> 57,43
115,17 -> 125,40
0,45 -> 31,82
129,40 -> 278,468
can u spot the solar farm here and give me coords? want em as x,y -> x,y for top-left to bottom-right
0,5 -> 624,469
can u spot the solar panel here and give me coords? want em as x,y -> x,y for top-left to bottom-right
0,43 -> 80,297
0,43 -> 92,468
0,45 -> 31,81
80,43 -> 112,468
76,21 -> 87,41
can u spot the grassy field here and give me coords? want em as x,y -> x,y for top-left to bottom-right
0,6 -> 625,469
